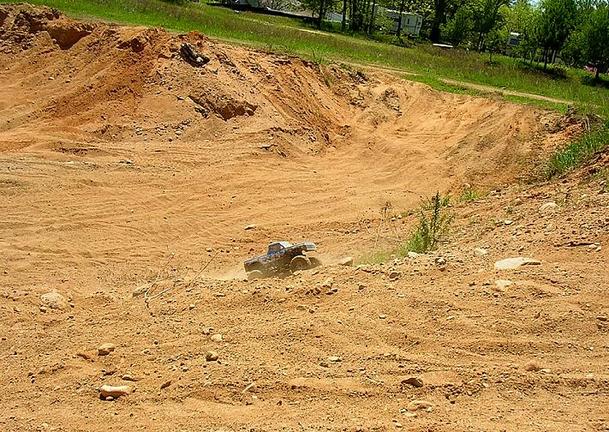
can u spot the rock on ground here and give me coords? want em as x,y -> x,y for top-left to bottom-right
40,291 -> 68,310
494,257 -> 541,270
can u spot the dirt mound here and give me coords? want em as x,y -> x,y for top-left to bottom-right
0,3 -> 93,50
1,5 -> 604,431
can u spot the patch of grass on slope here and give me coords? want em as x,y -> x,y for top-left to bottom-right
546,123 -> 609,178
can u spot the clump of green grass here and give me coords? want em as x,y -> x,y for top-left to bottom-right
401,192 -> 453,254
546,124 -> 609,178
459,186 -> 482,203
360,192 -> 453,264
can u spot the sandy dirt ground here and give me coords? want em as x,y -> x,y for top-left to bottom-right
1,4 -> 608,432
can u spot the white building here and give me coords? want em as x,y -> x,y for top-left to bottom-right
379,8 -> 423,36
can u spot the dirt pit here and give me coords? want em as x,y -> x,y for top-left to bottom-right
1,4 -> 608,432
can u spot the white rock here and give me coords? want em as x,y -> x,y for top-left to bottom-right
322,278 -> 334,288
407,252 -> 420,259
99,384 -> 130,399
40,291 -> 68,310
210,333 -> 223,342
132,284 -> 149,297
97,343 -> 116,356
494,257 -> 541,270
244,224 -> 256,230
205,350 -> 219,361
407,400 -> 433,412
474,248 -> 488,257
539,202 -> 559,213
328,356 -> 342,363
495,279 -> 513,291
435,257 -> 446,266
338,256 -> 354,266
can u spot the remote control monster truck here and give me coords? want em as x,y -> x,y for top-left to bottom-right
244,241 -> 321,280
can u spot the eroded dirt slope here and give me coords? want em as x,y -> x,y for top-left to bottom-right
1,4 -> 607,432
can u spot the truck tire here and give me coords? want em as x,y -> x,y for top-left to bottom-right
247,270 -> 264,281
290,255 -> 311,272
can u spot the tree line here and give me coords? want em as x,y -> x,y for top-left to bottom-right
302,0 -> 609,78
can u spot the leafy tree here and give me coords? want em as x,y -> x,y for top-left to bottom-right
485,23 -> 507,61
441,6 -> 472,46
430,0 -> 448,42
301,0 -> 339,28
580,3 -> 609,79
471,0 -> 509,51
500,0 -> 539,60
535,0 -> 577,68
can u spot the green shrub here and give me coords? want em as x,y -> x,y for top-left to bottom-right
403,192 -> 454,254
546,123 -> 609,178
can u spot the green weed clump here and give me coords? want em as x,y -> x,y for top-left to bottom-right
359,192 -> 453,264
403,192 -> 453,254
546,124 -> 609,178
459,186 -> 482,202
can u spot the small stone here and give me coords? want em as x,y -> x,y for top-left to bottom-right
379,314 -> 387,320
189,303 -> 195,310
210,333 -> 223,342
39,306 -> 47,313
322,278 -> 334,288
401,377 -> 424,388
105,396 -> 114,402
389,271 -> 401,280
132,284 -> 149,298
76,352 -> 93,361
99,384 -> 130,399
597,315 -> 608,322
40,291 -> 68,310
474,248 -> 488,257
494,279 -> 513,291
338,256 -> 354,266
539,202 -> 559,213
121,374 -> 139,382
244,224 -> 256,230
205,350 -> 219,361
524,360 -> 541,372
328,356 -> 342,363
494,257 -> 541,270
97,343 -> 116,356
503,219 -> 513,225
407,252 -> 419,259
407,400 -> 433,412
160,380 -> 172,389
435,257 -> 447,266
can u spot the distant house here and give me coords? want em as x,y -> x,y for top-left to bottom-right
379,8 -> 423,36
